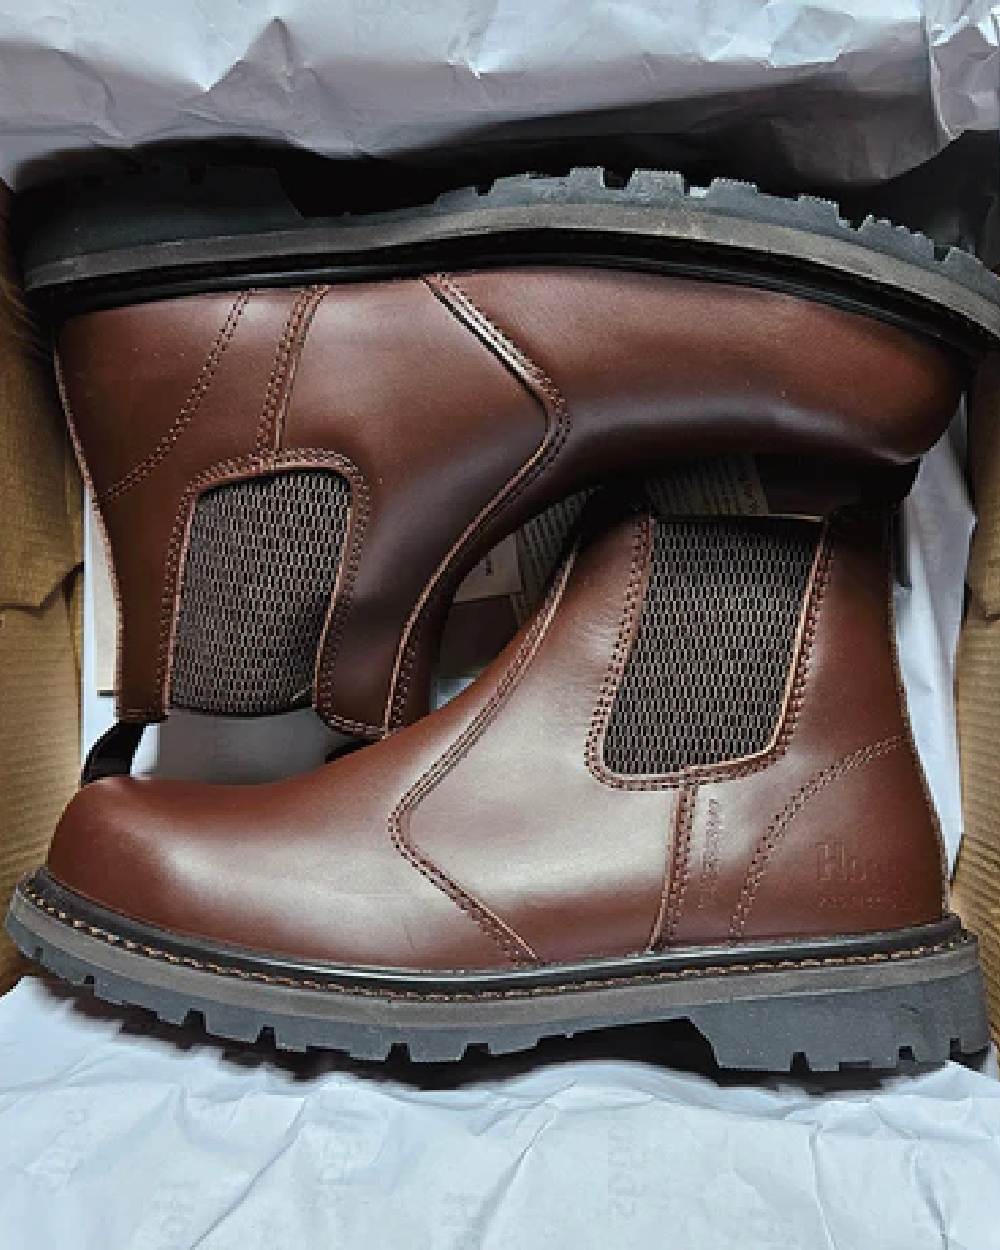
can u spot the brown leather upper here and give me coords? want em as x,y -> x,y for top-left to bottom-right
46,499 -> 945,970
57,268 -> 964,735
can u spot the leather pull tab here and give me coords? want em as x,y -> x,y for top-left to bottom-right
80,721 -> 145,785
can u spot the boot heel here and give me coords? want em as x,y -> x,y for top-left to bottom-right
679,942 -> 989,1071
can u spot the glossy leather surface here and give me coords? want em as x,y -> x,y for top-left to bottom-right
46,501 -> 945,970
57,268 -> 964,733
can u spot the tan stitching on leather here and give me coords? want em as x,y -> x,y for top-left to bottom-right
730,734 -> 905,937
380,272 -> 573,732
588,518 -> 836,791
254,287 -> 326,458
313,464 -> 379,738
387,552 -> 578,967
583,511 -> 654,785
21,881 -> 964,1003
650,785 -> 697,949
647,792 -> 685,950
272,286 -> 330,456
154,449 -> 370,717
94,289 -> 330,717
99,292 -> 252,503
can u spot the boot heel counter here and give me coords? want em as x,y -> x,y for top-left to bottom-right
57,295 -> 252,497
55,292 -> 303,719
732,508 -> 946,938
737,735 -> 946,938
667,506 -> 947,945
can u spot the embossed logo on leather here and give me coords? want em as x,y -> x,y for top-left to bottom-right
816,841 -> 896,910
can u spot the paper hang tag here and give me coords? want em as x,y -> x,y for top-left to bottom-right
644,454 -> 769,517
512,491 -> 592,624
451,458 -> 768,615
453,533 -> 522,603
87,507 -> 117,697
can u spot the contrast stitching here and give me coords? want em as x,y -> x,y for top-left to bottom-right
652,785 -> 697,948
585,513 -> 654,786
386,554 -> 577,966
313,468 -> 378,737
272,286 -> 330,454
587,519 -> 835,791
647,792 -> 686,950
21,883 -> 962,1003
308,451 -> 375,735
99,292 -> 252,502
730,734 -> 905,937
154,448 -> 369,717
382,272 -> 573,731
254,288 -> 322,457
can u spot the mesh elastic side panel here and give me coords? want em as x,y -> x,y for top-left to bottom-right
603,517 -> 819,774
511,489 -> 592,625
170,470 -> 351,715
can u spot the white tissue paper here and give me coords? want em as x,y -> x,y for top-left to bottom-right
1,978 -> 999,1250
0,1 -> 997,186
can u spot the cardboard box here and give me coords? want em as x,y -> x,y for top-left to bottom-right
954,356 -> 1000,1044
0,183 -> 82,991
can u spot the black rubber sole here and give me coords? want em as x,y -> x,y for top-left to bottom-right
21,165 -> 1000,354
7,872 -> 990,1070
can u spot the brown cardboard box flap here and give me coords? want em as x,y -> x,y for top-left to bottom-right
0,181 -> 82,989
955,352 -> 1000,1043
0,580 -> 81,992
966,355 -> 1000,619
0,182 -> 81,611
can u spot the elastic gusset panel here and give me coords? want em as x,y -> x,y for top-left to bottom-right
604,516 -> 820,774
170,470 -> 351,715
511,490 -> 591,625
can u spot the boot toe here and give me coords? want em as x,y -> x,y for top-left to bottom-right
44,776 -> 317,954
46,777 -> 193,927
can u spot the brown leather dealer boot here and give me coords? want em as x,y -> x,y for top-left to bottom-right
7,488 -> 989,1069
21,165 -> 997,779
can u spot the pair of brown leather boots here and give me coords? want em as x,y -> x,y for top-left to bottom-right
7,166 -> 999,1068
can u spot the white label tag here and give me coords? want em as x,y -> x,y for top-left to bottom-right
453,534 -> 521,602
86,506 -> 117,697
645,453 -> 769,517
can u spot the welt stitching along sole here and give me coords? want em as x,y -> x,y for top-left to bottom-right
22,167 -> 1000,349
12,876 -> 967,995
7,877 -> 990,1069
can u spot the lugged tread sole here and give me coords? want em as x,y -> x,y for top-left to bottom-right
7,878 -> 990,1071
21,165 -> 1000,350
